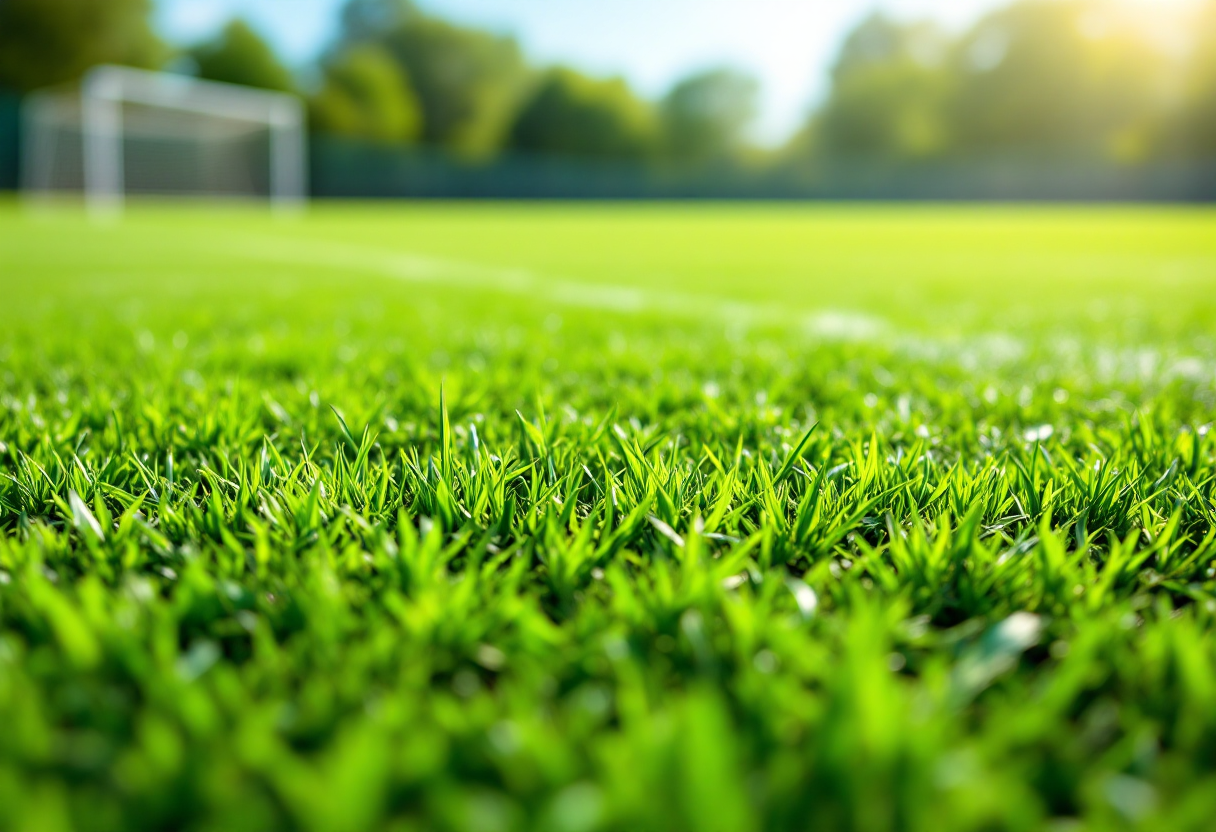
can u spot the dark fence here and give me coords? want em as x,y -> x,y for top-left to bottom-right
0,91 -> 19,191
773,157 -> 1216,202
311,138 -> 762,199
2,114 -> 1215,200
311,137 -> 1216,201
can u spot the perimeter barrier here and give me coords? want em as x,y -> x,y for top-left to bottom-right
0,91 -> 19,191
310,138 -> 1216,202
2,119 -> 1215,201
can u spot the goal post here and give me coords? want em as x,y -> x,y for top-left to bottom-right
22,65 -> 307,216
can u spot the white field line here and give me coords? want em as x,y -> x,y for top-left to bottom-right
225,236 -> 1216,383
228,234 -> 888,340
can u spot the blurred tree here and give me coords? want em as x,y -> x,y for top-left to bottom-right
0,0 -> 163,92
797,2 -> 1172,164
946,1 -> 1164,158
807,14 -> 950,159
310,45 -> 423,143
1177,1 -> 1216,156
661,68 -> 759,166
337,0 -> 528,157
339,0 -> 415,44
191,20 -> 296,93
507,67 -> 658,159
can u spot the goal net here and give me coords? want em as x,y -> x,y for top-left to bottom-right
22,65 -> 307,215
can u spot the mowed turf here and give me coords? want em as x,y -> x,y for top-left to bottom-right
2,201 -> 1216,832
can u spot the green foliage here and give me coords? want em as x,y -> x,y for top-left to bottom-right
2,202 -> 1216,832
660,68 -> 759,166
338,0 -> 528,157
800,0 -> 1178,164
809,14 -> 950,159
190,19 -> 297,94
0,0 -> 163,92
1177,1 -> 1216,156
509,68 -> 658,160
946,1 -> 1165,159
310,45 -> 423,144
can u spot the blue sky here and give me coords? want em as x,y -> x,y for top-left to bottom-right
153,0 -> 1184,144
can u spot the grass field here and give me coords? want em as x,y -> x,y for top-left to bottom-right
3,201 -> 1216,832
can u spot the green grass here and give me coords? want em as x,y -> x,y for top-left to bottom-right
2,201 -> 1216,832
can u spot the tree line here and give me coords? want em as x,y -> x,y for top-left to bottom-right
2,0 -> 1215,167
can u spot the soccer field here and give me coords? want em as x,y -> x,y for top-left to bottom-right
3,202 -> 1216,832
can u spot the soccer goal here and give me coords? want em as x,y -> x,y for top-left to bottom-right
22,65 -> 307,216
